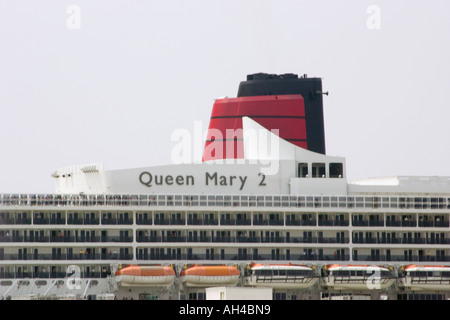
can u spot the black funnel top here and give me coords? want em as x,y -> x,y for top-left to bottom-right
237,73 -> 326,155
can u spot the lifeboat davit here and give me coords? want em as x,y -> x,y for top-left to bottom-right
180,265 -> 240,287
399,265 -> 450,291
323,264 -> 395,290
243,262 -> 318,289
115,265 -> 175,287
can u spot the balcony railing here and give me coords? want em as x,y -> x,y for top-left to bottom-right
0,253 -> 134,261
134,253 -> 350,262
353,254 -> 450,262
352,237 -> 450,244
0,235 -> 133,243
0,193 -> 449,211
135,235 -> 350,244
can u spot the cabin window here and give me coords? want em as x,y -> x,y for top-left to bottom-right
298,163 -> 308,178
312,163 -> 325,178
329,163 -> 343,178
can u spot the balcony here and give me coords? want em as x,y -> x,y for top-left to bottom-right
0,253 -> 134,261
318,220 -> 350,227
352,254 -> 450,262
135,235 -> 349,244
101,218 -> 133,225
386,220 -> 417,227
352,237 -> 450,245
135,252 -> 350,261
0,235 -> 133,243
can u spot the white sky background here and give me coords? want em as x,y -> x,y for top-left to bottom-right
0,0 -> 449,193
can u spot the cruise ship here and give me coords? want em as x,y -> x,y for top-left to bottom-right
1,73 -> 450,301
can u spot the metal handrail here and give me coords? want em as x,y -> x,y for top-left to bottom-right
0,193 -> 449,210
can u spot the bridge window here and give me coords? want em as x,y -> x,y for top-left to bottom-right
298,163 -> 308,177
329,163 -> 343,178
312,163 -> 325,178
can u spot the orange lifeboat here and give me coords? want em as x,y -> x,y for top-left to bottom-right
180,265 -> 240,287
115,265 -> 175,287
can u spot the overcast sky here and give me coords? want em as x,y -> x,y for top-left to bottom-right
1,0 -> 449,194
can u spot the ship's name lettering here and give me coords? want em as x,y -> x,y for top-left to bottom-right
139,171 -> 265,189
139,172 -> 194,187
205,172 -> 247,190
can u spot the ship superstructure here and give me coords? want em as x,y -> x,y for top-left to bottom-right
1,73 -> 449,300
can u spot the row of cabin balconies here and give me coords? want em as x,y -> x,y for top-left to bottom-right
1,229 -> 449,245
0,215 -> 131,225
135,235 -> 350,244
0,235 -> 133,243
2,234 -> 448,245
0,250 -> 350,262
1,245 -> 450,263
4,234 -> 443,244
1,213 -> 448,228
3,251 -> 450,263
352,254 -> 450,262
0,253 -> 133,261
0,231 -> 348,244
2,248 -> 449,265
134,252 -> 350,262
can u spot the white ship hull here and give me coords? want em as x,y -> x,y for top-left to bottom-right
399,281 -> 450,291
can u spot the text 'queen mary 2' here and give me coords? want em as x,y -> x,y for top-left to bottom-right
1,73 -> 450,301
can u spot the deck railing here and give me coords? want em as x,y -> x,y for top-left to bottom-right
0,193 -> 449,210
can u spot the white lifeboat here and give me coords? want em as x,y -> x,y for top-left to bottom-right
399,265 -> 450,291
243,262 -> 318,289
323,264 -> 395,290
180,265 -> 240,287
114,265 -> 175,287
